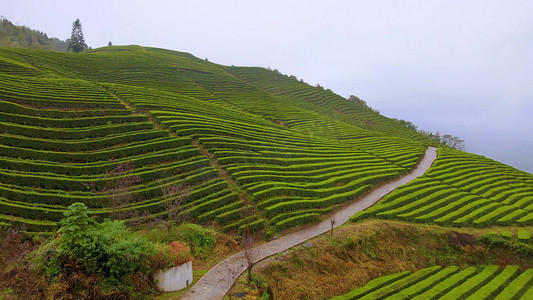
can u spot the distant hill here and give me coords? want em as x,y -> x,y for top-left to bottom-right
0,17 -> 67,51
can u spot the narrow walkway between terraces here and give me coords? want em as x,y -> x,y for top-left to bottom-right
182,147 -> 438,300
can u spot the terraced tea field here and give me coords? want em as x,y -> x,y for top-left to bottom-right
227,66 -> 431,144
2,44 -> 533,300
351,148 -> 533,227
0,46 -> 432,232
1,45 -> 531,237
0,71 -> 230,230
332,265 -> 533,299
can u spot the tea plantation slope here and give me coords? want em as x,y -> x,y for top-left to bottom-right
0,73 -> 235,231
352,148 -> 533,227
227,66 -> 434,144
0,49 -> 43,77
0,46 -> 433,232
106,83 -> 420,233
332,265 -> 533,300
9,46 -> 426,148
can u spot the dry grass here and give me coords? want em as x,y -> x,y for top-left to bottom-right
238,220 -> 533,300
193,231 -> 241,270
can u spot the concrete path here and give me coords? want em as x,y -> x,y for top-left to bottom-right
182,147 -> 437,300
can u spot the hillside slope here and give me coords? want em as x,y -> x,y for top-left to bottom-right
351,148 -> 533,227
0,45 -> 525,234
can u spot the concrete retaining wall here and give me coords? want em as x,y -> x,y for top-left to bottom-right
153,261 -> 193,292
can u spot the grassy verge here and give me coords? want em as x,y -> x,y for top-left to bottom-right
228,219 -> 533,299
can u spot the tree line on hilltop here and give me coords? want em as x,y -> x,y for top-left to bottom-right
0,16 -> 68,51
0,17 -> 93,53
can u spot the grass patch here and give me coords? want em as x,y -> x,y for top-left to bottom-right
240,219 -> 533,299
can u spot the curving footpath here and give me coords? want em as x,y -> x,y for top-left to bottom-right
182,147 -> 437,300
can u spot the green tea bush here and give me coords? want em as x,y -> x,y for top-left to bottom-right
222,215 -> 257,233
238,218 -> 266,235
273,213 -> 320,232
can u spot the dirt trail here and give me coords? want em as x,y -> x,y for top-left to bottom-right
182,147 -> 438,300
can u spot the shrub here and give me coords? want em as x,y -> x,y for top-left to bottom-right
176,223 -> 216,258
36,202 -> 191,298
47,216 -> 157,279
479,234 -> 533,256
150,241 -> 192,270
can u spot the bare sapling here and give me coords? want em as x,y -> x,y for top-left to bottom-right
161,182 -> 190,243
242,231 -> 256,286
330,216 -> 336,237
87,161 -> 141,221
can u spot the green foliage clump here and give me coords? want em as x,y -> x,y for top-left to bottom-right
250,273 -> 271,300
150,241 -> 192,271
176,223 -> 216,258
479,234 -> 533,256
36,203 -> 191,298
44,203 -> 155,278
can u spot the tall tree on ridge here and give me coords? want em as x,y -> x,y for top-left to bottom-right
67,18 -> 86,53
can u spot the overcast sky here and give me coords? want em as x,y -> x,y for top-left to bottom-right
3,0 -> 532,173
